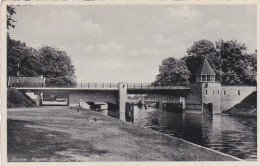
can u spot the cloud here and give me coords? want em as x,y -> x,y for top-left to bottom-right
46,9 -> 101,37
81,20 -> 101,35
166,6 -> 202,22
12,8 -> 102,48
48,9 -> 81,22
84,41 -> 124,53
205,20 -> 222,29
9,5 -> 256,83
152,35 -> 173,46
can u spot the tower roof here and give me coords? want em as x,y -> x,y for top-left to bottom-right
195,58 -> 216,76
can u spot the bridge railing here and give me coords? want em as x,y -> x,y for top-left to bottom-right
76,83 -> 119,88
127,83 -> 190,89
9,82 -> 190,89
9,82 -> 120,88
9,83 -> 47,87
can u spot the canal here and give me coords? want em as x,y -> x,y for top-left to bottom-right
100,106 -> 257,160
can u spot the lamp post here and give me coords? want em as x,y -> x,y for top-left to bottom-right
16,57 -> 20,84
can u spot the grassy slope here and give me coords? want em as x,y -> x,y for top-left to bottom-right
223,91 -> 257,117
7,88 -> 35,108
7,106 -> 238,161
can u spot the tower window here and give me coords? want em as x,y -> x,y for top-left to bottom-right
238,90 -> 240,96
213,90 -> 214,95
218,90 -> 219,94
207,75 -> 210,81
224,91 -> 226,95
206,90 -> 207,95
202,75 -> 206,81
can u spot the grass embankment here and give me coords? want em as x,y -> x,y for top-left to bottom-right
223,92 -> 257,117
7,88 -> 35,108
7,106 -> 238,161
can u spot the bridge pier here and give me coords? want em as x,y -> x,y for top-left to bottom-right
119,82 -> 127,121
180,97 -> 185,109
36,93 -> 42,106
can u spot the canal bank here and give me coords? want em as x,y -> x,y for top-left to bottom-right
7,106 -> 240,161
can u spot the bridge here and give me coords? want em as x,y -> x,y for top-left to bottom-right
11,82 -> 189,90
9,82 -> 190,121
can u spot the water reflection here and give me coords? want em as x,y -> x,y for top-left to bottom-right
103,106 -> 257,160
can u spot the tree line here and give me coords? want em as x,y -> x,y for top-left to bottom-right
7,6 -> 76,87
7,35 -> 77,86
154,39 -> 257,86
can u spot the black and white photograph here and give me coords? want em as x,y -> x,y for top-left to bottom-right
1,0 -> 258,164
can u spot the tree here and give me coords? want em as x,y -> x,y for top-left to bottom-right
7,34 -> 40,77
7,5 -> 17,29
155,39 -> 256,86
216,39 -> 247,73
154,57 -> 190,85
7,36 -> 77,87
215,40 -> 256,85
37,46 -> 76,86
182,39 -> 222,82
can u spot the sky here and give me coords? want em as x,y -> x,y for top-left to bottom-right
9,5 -> 256,83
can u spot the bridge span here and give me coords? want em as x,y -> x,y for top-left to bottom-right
12,83 -> 190,90
10,83 -> 190,120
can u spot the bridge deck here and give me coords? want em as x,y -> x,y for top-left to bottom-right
11,83 -> 190,90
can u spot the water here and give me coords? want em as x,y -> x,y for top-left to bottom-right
101,106 -> 257,160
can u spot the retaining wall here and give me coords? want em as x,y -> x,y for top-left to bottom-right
221,86 -> 256,111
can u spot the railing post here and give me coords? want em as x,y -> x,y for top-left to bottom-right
110,83 -> 111,88
134,83 -> 135,89
81,83 -> 82,88
141,83 -> 142,89
102,83 -> 104,88
148,83 -> 149,90
88,83 -> 90,88
95,83 -> 97,88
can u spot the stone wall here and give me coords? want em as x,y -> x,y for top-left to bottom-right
221,86 -> 256,111
201,82 -> 221,114
185,83 -> 202,113
185,83 -> 256,114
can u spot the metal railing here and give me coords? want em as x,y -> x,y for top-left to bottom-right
9,83 -> 47,87
127,83 -> 190,90
9,83 -> 119,88
76,83 -> 119,88
9,82 -> 190,89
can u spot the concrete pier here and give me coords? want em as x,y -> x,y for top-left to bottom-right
36,93 -> 42,106
119,82 -> 127,121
